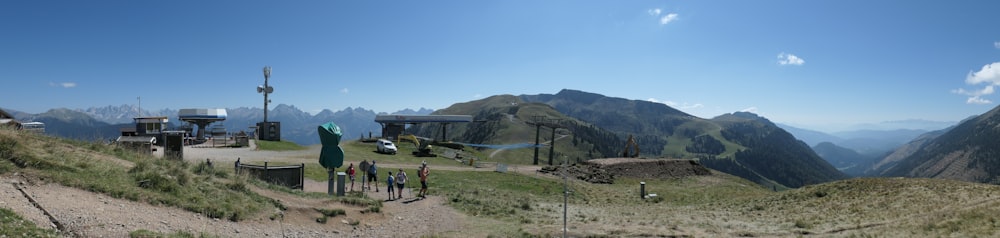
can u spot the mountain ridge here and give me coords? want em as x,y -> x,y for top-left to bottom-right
520,89 -> 846,188
4,105 -> 434,145
879,105 -> 1000,183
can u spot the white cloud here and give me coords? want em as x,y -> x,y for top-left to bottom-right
647,8 -> 662,16
952,87 -> 995,105
340,88 -> 349,94
648,98 -> 704,109
740,107 -> 759,114
968,96 -> 992,104
952,85 -> 995,96
955,62 -> 1000,104
659,13 -> 678,25
777,53 -> 804,66
966,62 -> 1000,85
473,94 -> 482,99
673,102 -> 704,109
995,41 -> 1000,49
49,82 -> 77,88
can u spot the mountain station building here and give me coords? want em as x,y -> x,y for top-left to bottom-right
374,114 -> 473,140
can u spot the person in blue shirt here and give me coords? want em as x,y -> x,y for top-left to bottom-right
386,171 -> 395,200
368,160 -> 378,192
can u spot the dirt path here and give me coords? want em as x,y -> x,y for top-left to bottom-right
2,176 -> 466,237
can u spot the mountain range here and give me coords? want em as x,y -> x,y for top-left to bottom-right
778,124 -> 940,155
779,122 -> 960,177
2,105 -> 433,145
410,89 -> 847,188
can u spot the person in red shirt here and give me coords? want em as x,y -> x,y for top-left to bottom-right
347,163 -> 356,192
418,161 -> 430,198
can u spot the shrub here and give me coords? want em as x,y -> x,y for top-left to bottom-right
519,198 -> 533,211
192,161 -> 228,178
134,171 -> 181,194
316,208 -> 346,217
794,220 -> 813,229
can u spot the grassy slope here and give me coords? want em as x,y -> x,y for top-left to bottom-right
255,139 -> 307,151
0,208 -> 59,237
0,128 -> 278,222
718,178 -> 1000,237
661,120 -> 747,159
331,140 -> 1000,237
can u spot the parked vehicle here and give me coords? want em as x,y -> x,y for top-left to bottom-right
376,139 -> 397,154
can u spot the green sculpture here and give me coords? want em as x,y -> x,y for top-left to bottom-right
318,122 -> 344,169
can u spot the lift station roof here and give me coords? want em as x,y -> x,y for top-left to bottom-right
179,108 -> 227,121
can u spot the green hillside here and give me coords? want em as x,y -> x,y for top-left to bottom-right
409,95 -> 621,164
518,90 -> 845,188
882,104 -> 1000,183
407,90 -> 847,188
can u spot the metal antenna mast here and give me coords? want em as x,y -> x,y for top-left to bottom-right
136,96 -> 141,117
257,66 -> 274,122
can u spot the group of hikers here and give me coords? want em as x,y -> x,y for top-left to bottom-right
345,160 -> 430,200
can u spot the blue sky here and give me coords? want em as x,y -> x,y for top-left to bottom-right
3,1 -> 1000,132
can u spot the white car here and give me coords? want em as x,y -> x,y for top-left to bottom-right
376,139 -> 397,154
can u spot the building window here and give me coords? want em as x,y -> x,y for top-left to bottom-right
145,123 -> 161,134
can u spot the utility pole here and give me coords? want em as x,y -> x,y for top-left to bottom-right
136,97 -> 141,117
532,116 -> 545,165
440,123 -> 449,141
562,155 -> 568,237
548,119 -> 561,166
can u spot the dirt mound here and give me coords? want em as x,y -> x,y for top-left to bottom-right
539,158 -> 711,184
539,163 -> 616,184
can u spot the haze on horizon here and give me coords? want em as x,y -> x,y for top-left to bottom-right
3,1 -> 999,132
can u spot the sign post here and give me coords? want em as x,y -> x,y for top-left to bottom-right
318,122 -> 345,196
359,160 -> 370,192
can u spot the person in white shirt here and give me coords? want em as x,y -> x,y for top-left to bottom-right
395,168 -> 407,199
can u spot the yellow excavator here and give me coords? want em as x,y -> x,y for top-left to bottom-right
398,134 -> 437,157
